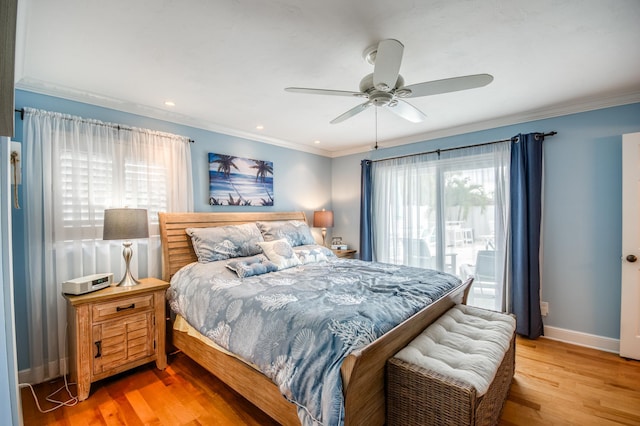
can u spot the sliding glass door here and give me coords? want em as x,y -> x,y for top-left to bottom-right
371,143 -> 509,311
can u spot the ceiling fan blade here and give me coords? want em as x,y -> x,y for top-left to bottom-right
285,87 -> 365,98
387,100 -> 426,123
402,74 -> 494,98
373,39 -> 404,92
330,102 -> 372,124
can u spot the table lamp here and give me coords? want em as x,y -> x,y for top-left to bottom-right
103,208 -> 149,286
313,209 -> 334,247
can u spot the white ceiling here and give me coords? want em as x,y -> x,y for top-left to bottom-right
14,0 -> 640,157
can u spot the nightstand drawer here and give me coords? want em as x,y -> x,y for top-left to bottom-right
92,294 -> 153,321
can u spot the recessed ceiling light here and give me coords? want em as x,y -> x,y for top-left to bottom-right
164,100 -> 175,107
256,125 -> 264,130
314,140 -> 321,144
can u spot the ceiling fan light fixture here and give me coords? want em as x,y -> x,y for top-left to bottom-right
395,88 -> 412,98
370,91 -> 393,107
362,44 -> 378,65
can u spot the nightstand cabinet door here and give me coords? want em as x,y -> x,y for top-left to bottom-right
92,311 -> 154,375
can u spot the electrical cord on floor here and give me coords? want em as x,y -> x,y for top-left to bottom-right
19,374 -> 78,413
18,321 -> 78,413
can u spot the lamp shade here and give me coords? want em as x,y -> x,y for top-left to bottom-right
313,210 -> 334,228
103,208 -> 149,240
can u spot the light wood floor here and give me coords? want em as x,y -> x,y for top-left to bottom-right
21,336 -> 640,425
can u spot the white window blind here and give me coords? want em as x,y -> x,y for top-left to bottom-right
124,161 -> 167,224
59,152 -> 168,229
59,150 -> 113,227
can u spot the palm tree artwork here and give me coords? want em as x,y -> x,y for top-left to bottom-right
250,160 -> 274,206
209,153 -> 274,206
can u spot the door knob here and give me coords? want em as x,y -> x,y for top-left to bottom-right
627,254 -> 638,263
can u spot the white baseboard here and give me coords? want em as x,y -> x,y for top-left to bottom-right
18,356 -> 69,385
18,368 -> 33,384
18,368 -> 64,385
543,325 -> 620,354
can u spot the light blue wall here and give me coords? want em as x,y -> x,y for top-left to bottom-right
12,89 -> 332,371
331,102 -> 640,340
11,88 -> 640,370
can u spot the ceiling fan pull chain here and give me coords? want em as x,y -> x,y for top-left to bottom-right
375,107 -> 378,150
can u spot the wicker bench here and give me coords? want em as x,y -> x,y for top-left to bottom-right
387,304 -> 516,426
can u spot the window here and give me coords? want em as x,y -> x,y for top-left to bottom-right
52,128 -> 188,242
22,107 -> 193,383
372,143 -> 509,310
59,150 -> 113,227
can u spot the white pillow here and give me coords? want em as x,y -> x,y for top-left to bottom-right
257,239 -> 301,270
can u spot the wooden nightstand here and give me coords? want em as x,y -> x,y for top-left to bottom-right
64,277 -> 170,401
332,249 -> 357,259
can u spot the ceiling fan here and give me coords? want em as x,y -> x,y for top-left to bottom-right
285,39 -> 493,124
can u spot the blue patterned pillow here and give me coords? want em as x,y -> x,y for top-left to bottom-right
256,220 -> 315,247
294,244 -> 336,259
186,223 -> 264,263
226,255 -> 278,278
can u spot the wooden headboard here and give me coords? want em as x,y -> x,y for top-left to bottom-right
158,211 -> 308,281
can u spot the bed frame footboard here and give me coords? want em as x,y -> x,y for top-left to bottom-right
341,278 -> 472,425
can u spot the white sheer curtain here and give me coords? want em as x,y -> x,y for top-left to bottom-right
22,108 -> 193,383
371,142 -> 510,311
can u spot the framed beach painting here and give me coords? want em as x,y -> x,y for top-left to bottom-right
209,153 -> 274,206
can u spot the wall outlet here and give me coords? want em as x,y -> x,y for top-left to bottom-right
540,301 -> 549,316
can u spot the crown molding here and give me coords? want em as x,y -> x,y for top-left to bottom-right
15,78 -> 640,160
14,78 -> 333,158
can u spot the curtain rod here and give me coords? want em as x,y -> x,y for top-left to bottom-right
14,108 -> 195,143
368,131 -> 557,164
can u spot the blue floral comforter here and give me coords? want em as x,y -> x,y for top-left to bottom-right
167,258 -> 461,425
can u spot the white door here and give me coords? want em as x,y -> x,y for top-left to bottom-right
621,132 -> 640,359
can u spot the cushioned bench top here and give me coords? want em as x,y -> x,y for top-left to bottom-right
393,304 -> 516,396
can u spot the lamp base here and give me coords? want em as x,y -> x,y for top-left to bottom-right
118,241 -> 141,287
117,270 -> 141,287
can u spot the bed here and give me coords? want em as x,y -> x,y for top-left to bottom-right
159,211 -> 472,425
